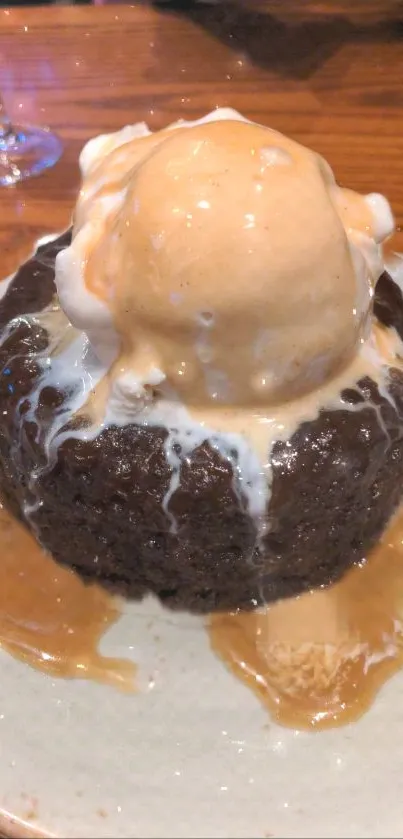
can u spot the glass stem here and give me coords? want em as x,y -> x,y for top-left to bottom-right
0,95 -> 14,142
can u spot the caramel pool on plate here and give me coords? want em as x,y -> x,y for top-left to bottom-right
3,497 -> 403,732
0,504 -> 135,689
210,509 -> 403,730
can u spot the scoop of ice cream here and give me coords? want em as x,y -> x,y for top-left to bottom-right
56,109 -> 394,407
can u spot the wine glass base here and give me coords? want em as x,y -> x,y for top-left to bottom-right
0,124 -> 62,186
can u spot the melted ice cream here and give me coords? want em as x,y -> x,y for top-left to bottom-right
1,111 -> 398,530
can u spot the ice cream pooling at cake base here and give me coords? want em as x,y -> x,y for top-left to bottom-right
56,108 -> 394,414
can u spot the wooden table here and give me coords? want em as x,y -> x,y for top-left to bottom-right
1,0 -> 403,283
0,2 -> 403,836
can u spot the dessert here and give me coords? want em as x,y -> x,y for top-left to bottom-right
0,108 -> 401,614
210,497 -> 403,729
0,504 -> 134,687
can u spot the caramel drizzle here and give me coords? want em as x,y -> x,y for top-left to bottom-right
0,505 -> 135,690
210,508 -> 403,730
3,491 -> 403,732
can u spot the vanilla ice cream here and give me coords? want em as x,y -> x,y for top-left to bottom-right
56,109 -> 394,409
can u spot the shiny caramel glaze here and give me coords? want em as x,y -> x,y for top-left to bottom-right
0,505 -> 135,690
69,115 -> 382,410
3,489 -> 403,733
210,508 -> 403,730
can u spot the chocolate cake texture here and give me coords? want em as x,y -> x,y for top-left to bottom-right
0,233 -> 403,613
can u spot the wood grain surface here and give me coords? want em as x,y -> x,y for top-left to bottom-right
1,1 -> 403,283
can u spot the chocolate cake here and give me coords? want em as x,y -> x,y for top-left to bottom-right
0,110 -> 402,613
0,232 -> 402,613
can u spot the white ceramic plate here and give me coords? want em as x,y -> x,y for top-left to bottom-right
2,592 -> 403,839
2,241 -> 403,839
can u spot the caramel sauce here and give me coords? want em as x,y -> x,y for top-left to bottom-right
0,505 -> 135,689
210,509 -> 403,731
4,490 -> 403,735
